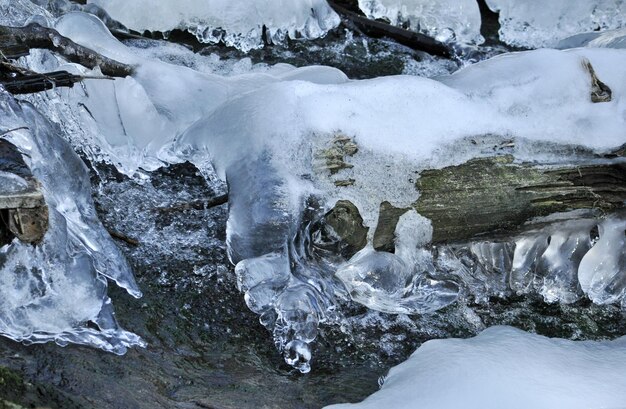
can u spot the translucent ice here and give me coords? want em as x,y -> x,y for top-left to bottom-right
578,215 -> 626,304
88,0 -> 340,51
435,215 -> 626,306
0,0 -> 53,26
486,0 -> 626,48
325,326 -> 626,409
357,0 -> 483,44
0,89 -> 143,354
336,211 -> 459,314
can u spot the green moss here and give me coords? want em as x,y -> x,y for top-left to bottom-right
0,366 -> 24,397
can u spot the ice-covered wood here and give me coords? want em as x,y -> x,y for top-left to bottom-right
328,0 -> 452,57
0,23 -> 134,77
327,151 -> 626,252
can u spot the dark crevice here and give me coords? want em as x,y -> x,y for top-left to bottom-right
476,0 -> 502,46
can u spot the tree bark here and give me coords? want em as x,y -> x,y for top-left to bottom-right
414,155 -> 626,243
324,151 -> 626,254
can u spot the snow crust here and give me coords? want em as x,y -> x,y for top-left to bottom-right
88,0 -> 340,51
357,0 -> 483,44
486,0 -> 626,48
326,326 -> 626,409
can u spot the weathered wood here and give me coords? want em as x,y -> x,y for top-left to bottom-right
327,0 -> 452,58
107,228 -> 140,246
8,207 -> 48,243
322,200 -> 368,258
0,139 -> 48,244
414,155 -> 626,243
0,23 -> 134,77
372,201 -> 409,252
321,151 -> 626,254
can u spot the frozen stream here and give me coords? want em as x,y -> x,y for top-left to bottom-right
0,0 -> 625,407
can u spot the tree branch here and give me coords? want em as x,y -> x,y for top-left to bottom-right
327,0 -> 452,58
0,23 -> 134,77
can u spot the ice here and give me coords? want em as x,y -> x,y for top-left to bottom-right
173,47 -> 625,370
578,215 -> 626,304
0,89 -> 143,354
13,12 -> 626,371
357,0 -> 483,44
325,326 -> 626,409
486,0 -> 626,48
0,0 -> 53,26
25,12 -> 347,174
336,211 -> 459,314
0,171 -> 29,194
558,28 -> 626,50
432,215 -> 626,306
88,0 -> 340,51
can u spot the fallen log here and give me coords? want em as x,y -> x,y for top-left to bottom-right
322,149 -> 626,255
327,0 -> 452,58
414,155 -> 626,243
0,23 -> 134,77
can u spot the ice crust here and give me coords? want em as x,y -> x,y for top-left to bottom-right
325,326 -> 626,409
357,0 -> 483,44
0,90 -> 143,353
558,28 -> 626,50
0,0 -> 53,26
486,0 -> 626,48
10,10 -> 626,371
88,0 -> 340,51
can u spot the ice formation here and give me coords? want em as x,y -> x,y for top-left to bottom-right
558,28 -> 626,50
0,89 -> 143,353
486,0 -> 626,48
87,0 -> 340,51
433,214 -> 626,305
174,47 -> 626,370
0,0 -> 53,26
357,0 -> 483,44
325,326 -> 626,409
4,6 -> 626,371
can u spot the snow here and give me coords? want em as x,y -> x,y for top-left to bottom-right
357,0 -> 483,44
325,326 -> 626,409
88,0 -> 340,51
486,0 -> 626,48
